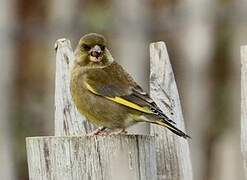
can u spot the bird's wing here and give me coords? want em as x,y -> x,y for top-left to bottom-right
84,62 -> 175,123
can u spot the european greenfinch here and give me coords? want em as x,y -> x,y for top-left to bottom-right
70,33 -> 190,138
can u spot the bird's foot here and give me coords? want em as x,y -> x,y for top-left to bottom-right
109,129 -> 127,135
86,127 -> 107,136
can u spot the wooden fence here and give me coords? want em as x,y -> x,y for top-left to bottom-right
26,39 -> 193,180
241,46 -> 247,179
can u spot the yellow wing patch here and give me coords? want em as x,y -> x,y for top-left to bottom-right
85,82 -> 154,114
85,82 -> 99,95
106,96 -> 153,114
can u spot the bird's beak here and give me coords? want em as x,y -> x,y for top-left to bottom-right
89,45 -> 102,61
89,45 -> 103,62
92,45 -> 102,54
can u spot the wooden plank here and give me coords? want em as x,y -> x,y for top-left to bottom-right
54,39 -> 95,136
241,45 -> 247,179
150,42 -> 193,180
26,135 -> 157,180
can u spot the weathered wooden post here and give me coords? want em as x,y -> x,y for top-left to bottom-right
241,45 -> 247,179
26,38 -> 193,180
150,42 -> 193,180
26,39 -> 157,180
54,38 -> 95,136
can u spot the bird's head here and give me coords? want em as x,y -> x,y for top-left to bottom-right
75,33 -> 113,67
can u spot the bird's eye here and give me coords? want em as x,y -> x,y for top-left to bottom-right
100,45 -> 105,51
81,44 -> 91,51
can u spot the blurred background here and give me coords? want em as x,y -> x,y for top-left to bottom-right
0,0 -> 246,179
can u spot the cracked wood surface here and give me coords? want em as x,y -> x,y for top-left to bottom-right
54,39 -> 95,136
150,42 -> 193,180
26,135 -> 157,180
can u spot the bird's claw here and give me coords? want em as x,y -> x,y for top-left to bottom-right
86,127 -> 107,136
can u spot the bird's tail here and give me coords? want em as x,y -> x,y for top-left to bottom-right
150,119 -> 191,139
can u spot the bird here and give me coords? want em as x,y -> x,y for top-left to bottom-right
70,33 -> 190,138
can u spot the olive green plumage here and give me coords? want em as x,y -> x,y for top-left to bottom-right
70,33 -> 190,138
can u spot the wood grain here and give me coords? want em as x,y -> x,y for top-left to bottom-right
54,39 -> 95,136
150,42 -> 193,180
26,135 -> 157,180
